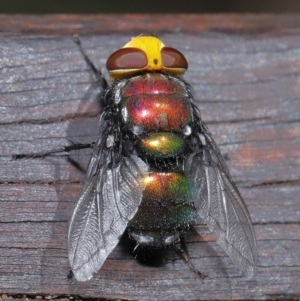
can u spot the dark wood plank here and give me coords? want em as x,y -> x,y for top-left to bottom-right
0,14 -> 300,301
1,14 -> 300,35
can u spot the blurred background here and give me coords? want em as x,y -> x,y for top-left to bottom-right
1,0 -> 300,13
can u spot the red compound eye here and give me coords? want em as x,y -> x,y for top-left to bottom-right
106,48 -> 147,70
161,47 -> 188,69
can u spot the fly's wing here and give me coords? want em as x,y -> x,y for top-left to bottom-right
184,108 -> 257,277
68,112 -> 148,281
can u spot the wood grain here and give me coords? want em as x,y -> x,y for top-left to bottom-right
0,14 -> 300,301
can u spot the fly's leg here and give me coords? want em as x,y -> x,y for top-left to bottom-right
12,142 -> 94,160
173,236 -> 207,280
12,142 -> 94,173
73,35 -> 107,90
67,270 -> 74,282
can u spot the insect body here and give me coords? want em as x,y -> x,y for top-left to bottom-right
67,36 -> 257,281
119,72 -> 195,248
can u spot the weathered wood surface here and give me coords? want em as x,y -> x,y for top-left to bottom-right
0,14 -> 300,301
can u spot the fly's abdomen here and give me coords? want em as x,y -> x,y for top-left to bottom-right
129,172 -> 195,241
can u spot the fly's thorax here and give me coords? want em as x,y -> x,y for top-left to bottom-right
116,73 -> 193,159
117,73 -> 192,133
121,94 -> 192,133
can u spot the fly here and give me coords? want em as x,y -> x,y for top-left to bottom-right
14,36 -> 257,281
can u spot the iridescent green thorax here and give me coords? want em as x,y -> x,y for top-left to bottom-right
119,73 -> 192,133
119,73 -> 193,159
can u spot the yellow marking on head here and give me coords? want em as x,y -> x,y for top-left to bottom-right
124,36 -> 165,71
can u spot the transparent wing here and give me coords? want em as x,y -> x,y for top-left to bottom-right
184,110 -> 257,277
68,112 -> 148,281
